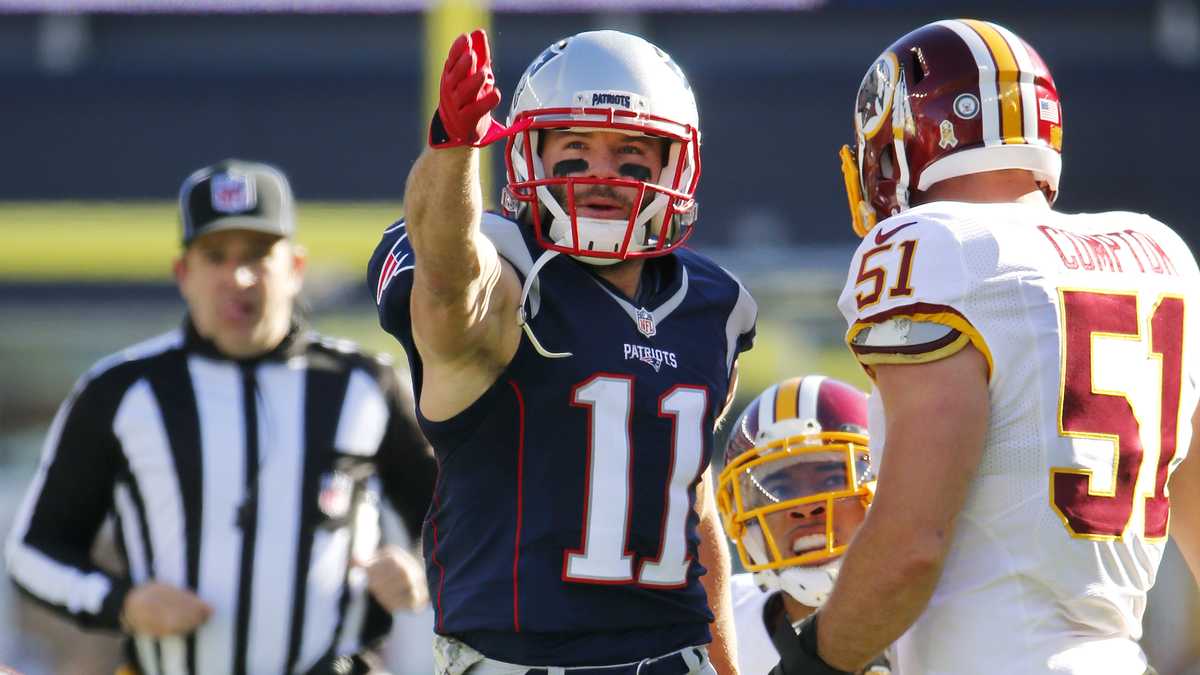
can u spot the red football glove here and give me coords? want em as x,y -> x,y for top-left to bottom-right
430,29 -> 508,149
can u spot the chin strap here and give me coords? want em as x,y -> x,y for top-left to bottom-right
754,562 -> 840,609
516,249 -> 572,359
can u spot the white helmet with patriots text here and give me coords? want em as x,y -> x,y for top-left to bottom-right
717,375 -> 874,608
501,30 -> 701,266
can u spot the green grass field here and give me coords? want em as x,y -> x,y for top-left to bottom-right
0,201 -> 405,280
0,200 -> 870,422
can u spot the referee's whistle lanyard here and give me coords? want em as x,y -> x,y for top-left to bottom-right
234,362 -> 280,530
233,358 -> 377,540
229,361 -> 378,675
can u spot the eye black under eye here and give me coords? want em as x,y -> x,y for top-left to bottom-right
552,159 -> 588,177
619,164 -> 652,181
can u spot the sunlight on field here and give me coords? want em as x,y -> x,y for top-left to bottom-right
0,200 -> 869,420
0,201 -> 404,280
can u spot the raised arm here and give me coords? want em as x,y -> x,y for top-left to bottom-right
404,29 -> 521,417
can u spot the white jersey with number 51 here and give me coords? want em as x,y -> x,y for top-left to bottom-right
837,200 -> 1200,674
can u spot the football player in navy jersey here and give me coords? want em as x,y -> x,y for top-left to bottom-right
368,28 -> 755,675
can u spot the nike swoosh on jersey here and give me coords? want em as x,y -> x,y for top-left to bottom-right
874,221 -> 918,245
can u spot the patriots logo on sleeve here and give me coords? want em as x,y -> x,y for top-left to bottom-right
375,226 -> 413,306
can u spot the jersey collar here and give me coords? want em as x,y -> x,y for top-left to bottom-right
182,315 -> 309,363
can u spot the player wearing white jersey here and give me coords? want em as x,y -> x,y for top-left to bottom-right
770,18 -> 1200,675
841,202 -> 1198,674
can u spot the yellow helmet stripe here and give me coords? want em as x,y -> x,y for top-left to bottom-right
773,377 -> 802,422
962,19 -> 1024,145
991,21 -> 1042,146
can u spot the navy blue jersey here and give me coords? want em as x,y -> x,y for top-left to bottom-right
368,214 -> 756,665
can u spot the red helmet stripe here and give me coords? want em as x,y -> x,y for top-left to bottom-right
937,20 -> 1001,146
962,19 -> 1025,146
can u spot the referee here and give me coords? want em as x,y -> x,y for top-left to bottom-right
5,159 -> 436,675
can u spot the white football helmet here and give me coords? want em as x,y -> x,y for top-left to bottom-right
717,375 -> 875,608
501,30 -> 701,266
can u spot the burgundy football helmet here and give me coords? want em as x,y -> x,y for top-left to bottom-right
716,375 -> 874,606
840,19 -> 1063,236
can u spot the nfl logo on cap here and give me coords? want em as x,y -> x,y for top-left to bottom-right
179,159 -> 296,246
211,171 -> 257,214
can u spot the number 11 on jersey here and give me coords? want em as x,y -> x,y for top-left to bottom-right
565,375 -> 708,587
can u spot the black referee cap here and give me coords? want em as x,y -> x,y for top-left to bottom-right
179,159 -> 295,246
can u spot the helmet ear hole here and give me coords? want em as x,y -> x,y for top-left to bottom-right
909,47 -> 927,84
879,145 -> 897,181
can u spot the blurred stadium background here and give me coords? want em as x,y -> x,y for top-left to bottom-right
1,0 -> 1199,672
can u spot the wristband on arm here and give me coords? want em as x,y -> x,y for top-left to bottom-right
428,110 -> 525,149
768,611 -> 853,675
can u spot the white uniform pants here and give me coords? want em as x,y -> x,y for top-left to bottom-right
433,635 -> 715,675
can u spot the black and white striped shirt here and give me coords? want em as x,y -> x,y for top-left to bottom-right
5,320 -> 435,675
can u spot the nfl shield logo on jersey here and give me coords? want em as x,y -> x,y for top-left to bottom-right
635,307 -> 656,338
210,171 -> 257,213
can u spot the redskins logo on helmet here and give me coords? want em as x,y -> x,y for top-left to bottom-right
854,52 -> 900,142
840,19 -> 1063,237
716,375 -> 875,607
500,30 -> 701,266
